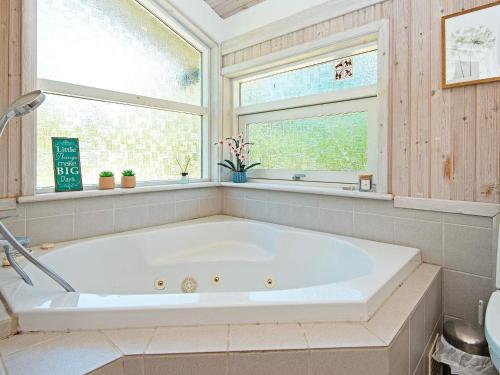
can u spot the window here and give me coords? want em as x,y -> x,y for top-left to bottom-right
36,0 -> 209,189
235,45 -> 380,185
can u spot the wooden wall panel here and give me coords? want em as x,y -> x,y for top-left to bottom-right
222,0 -> 500,203
0,0 -> 10,197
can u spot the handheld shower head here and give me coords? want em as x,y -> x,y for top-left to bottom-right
0,90 -> 46,138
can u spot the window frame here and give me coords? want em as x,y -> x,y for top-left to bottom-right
221,20 -> 389,193
24,0 -> 217,194
239,95 -> 379,184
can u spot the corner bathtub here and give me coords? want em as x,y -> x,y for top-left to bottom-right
2,216 -> 421,331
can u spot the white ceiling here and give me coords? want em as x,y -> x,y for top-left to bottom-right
166,0 -> 332,43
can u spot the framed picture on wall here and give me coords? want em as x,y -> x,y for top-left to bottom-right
442,1 -> 500,88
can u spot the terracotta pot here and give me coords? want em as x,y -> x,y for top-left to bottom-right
98,176 -> 115,190
121,176 -> 136,188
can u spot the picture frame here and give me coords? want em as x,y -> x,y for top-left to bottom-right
441,1 -> 500,89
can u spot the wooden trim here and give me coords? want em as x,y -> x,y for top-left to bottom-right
441,1 -> 500,89
221,0 -> 386,55
394,196 -> 500,217
20,0 -> 37,197
222,20 -> 384,78
0,198 -> 16,211
376,19 -> 389,194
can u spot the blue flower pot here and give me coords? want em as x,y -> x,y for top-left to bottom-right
232,171 -> 247,183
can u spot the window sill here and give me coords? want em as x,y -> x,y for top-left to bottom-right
221,182 -> 393,200
17,182 -> 220,203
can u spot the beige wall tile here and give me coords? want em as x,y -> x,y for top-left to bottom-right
223,197 -> 245,216
145,353 -> 227,375
147,202 -> 175,226
75,210 -> 114,239
123,356 -> 144,375
409,300 -> 425,374
90,359 -> 124,375
175,199 -> 200,221
424,270 -> 442,343
229,323 -> 307,351
443,269 -> 494,322
114,206 -> 150,232
353,213 -> 395,243
318,209 -> 354,236
26,214 -> 74,245
310,348 -> 388,375
389,321 -> 409,375
362,304 -> 408,345
75,197 -> 114,213
443,213 -> 492,228
302,322 -> 384,349
102,328 -> 154,355
25,200 -> 75,219
146,325 -> 228,355
394,218 -> 442,265
444,224 -> 493,277
244,199 -> 268,221
229,351 -> 309,375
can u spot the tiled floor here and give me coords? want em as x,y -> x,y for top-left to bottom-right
0,264 -> 441,375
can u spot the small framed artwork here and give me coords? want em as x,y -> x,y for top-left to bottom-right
51,137 -> 83,192
442,1 -> 500,88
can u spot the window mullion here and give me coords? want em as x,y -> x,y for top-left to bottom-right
38,78 -> 208,116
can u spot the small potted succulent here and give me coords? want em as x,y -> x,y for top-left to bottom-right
121,169 -> 136,188
98,171 -> 115,190
215,134 -> 260,183
176,156 -> 191,184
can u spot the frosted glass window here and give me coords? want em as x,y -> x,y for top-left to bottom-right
240,50 -> 377,106
247,112 -> 368,171
38,0 -> 202,105
37,95 -> 202,188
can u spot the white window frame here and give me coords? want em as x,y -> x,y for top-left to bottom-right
239,95 -> 378,184
221,20 -> 389,193
21,0 -> 219,195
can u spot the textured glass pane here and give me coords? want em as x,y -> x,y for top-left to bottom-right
38,0 -> 201,104
247,112 -> 368,171
240,50 -> 377,106
37,94 -> 201,188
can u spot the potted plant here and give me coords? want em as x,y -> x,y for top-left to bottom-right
176,156 -> 191,184
215,134 -> 260,183
121,169 -> 136,188
98,171 -> 115,190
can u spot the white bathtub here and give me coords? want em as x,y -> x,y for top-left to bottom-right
2,216 -> 421,331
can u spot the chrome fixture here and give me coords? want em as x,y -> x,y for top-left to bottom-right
0,90 -> 45,138
292,173 -> 306,181
0,91 -> 75,292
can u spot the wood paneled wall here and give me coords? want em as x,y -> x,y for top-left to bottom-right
222,0 -> 500,203
0,0 -> 22,199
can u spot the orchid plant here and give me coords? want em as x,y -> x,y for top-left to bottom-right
215,134 -> 260,172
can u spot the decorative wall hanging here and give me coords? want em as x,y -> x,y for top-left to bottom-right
334,58 -> 353,81
51,137 -> 83,192
442,1 -> 500,88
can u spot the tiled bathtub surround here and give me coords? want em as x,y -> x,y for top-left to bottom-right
222,187 -> 499,323
0,264 -> 441,375
2,187 -> 222,246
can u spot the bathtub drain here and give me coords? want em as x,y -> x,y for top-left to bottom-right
181,277 -> 197,293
